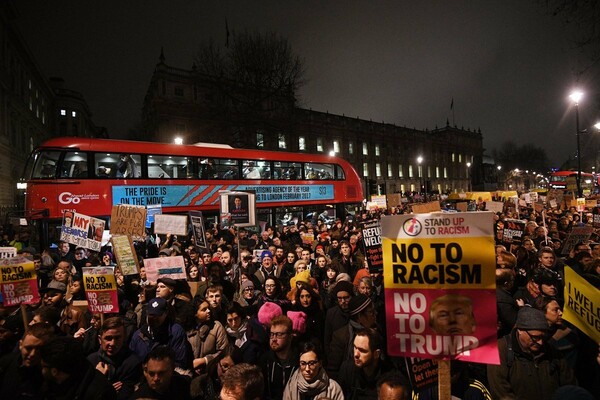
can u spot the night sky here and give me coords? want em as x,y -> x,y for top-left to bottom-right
15,1 -> 600,166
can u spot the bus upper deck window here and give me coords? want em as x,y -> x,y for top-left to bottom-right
32,151 -> 61,179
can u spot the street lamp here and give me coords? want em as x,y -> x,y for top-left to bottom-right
466,162 -> 471,191
497,165 -> 502,190
569,90 -> 583,197
417,156 -> 423,197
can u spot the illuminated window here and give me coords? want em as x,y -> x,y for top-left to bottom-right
72,111 -> 77,118
60,109 -> 66,116
298,136 -> 306,151
363,163 -> 369,177
316,138 -> 323,152
278,133 -> 286,149
376,163 -> 381,177
375,145 -> 380,156
256,132 -> 264,148
333,140 -> 340,153
349,142 -> 354,155
388,164 -> 393,178
408,165 -> 413,178
436,167 -> 440,178
444,167 -> 448,178
362,143 -> 368,155
398,164 -> 403,178
452,153 -> 455,162
427,166 -> 431,178
458,154 -> 462,162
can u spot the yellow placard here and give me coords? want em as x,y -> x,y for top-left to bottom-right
563,267 -> 600,343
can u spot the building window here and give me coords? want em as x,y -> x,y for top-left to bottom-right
427,166 -> 431,178
256,131 -> 264,148
29,98 -> 32,111
317,138 -> 323,152
418,165 -> 423,178
398,164 -> 403,178
363,163 -> 369,177
72,111 -> 77,118
388,164 -> 393,178
452,153 -> 455,162
333,140 -> 340,153
298,136 -> 306,151
36,106 -> 39,118
60,109 -> 66,116
362,143 -> 368,155
42,112 -> 45,124
376,163 -> 381,177
458,154 -> 462,162
375,145 -> 380,156
28,79 -> 31,90
349,142 -> 354,155
278,133 -> 287,149
408,165 -> 413,178
436,166 -> 440,178
174,86 -> 184,96
444,167 -> 448,178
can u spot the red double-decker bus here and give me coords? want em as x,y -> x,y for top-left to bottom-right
548,170 -> 597,192
22,137 -> 363,246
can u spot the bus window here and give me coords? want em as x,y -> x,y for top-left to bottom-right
60,151 -> 89,178
148,155 -> 190,179
116,154 -> 141,178
198,158 -> 217,179
215,159 -> 239,179
335,164 -> 345,180
242,160 -> 267,179
94,153 -> 120,178
32,151 -> 61,179
305,163 -> 334,180
274,161 -> 301,180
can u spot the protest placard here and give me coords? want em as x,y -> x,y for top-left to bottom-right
60,211 -> 104,251
111,204 -> 147,241
371,194 -> 387,209
593,207 -> 600,228
486,201 -> 504,213
405,358 -> 439,392
388,193 -> 403,209
82,267 -> 119,314
220,191 -> 256,227
549,199 -> 558,208
361,219 -> 383,274
563,267 -> 600,343
154,214 -> 188,236
534,203 -> 544,213
412,201 -> 441,214
577,198 -> 586,212
586,199 -> 597,209
110,235 -> 139,276
143,256 -> 187,282
0,257 -> 39,306
301,233 -> 315,245
146,204 -> 162,228
0,247 -> 16,259
501,219 -> 526,247
189,211 -> 207,249
381,212 -> 499,364
562,226 -> 594,255
456,202 -> 468,212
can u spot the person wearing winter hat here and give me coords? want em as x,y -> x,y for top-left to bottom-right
291,281 -> 325,344
253,250 -> 281,288
287,311 -> 308,335
323,280 -> 356,370
327,294 -> 378,380
258,302 -> 283,327
487,307 -> 576,400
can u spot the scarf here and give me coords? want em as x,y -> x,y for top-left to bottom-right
286,367 -> 329,400
226,321 -> 248,348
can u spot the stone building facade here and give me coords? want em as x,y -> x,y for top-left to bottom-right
0,4 -> 105,209
142,54 -> 483,198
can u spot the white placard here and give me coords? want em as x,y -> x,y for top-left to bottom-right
153,214 -> 188,235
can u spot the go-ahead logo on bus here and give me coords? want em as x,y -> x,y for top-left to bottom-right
402,217 -> 422,236
59,192 -> 100,205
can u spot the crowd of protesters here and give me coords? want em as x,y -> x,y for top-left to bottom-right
0,199 -> 599,399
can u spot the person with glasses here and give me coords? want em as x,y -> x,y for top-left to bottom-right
258,315 -> 298,400
487,307 -> 576,400
283,341 -> 344,400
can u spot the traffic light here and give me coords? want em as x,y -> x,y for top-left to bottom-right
368,179 -> 378,196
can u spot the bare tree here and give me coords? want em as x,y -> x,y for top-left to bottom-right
194,30 -> 306,147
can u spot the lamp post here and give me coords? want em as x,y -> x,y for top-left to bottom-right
466,162 -> 471,191
569,90 -> 583,197
417,156 -> 423,198
497,165 -> 502,190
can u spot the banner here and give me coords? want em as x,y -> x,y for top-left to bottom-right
60,211 -> 104,251
381,212 -> 499,364
361,219 -> 383,274
143,256 -> 187,282
0,247 -> 17,259
111,204 -> 147,241
154,214 -> 188,236
83,267 -> 119,313
110,235 -> 139,276
189,211 -> 207,249
563,267 -> 600,343
0,257 -> 40,306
